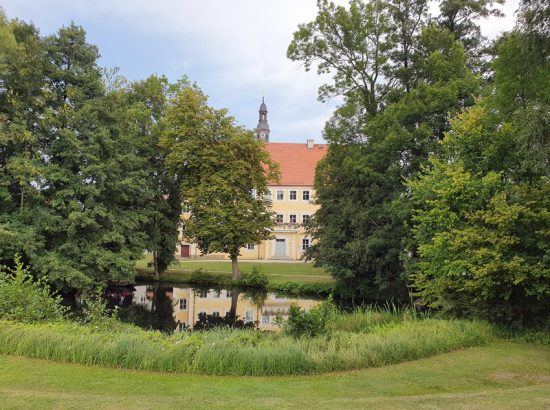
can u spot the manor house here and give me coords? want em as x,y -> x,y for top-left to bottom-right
177,99 -> 327,261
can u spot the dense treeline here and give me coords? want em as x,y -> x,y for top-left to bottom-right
0,11 -> 184,290
0,9 -> 276,293
292,0 -> 549,325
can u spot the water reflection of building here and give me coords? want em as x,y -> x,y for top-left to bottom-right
171,287 -> 319,331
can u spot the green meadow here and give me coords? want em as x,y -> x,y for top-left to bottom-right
1,342 -> 548,409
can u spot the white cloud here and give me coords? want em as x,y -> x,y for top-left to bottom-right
2,0 -> 520,142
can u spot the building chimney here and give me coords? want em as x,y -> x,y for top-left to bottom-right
307,139 -> 314,149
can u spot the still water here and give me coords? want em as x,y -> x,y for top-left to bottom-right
105,283 -> 321,333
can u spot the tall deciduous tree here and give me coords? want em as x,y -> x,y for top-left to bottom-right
0,14 -> 44,268
128,75 -> 183,279
408,6 -> 550,324
1,16 -> 162,290
302,19 -> 479,299
161,87 -> 278,279
437,0 -> 504,69
287,0 -> 394,118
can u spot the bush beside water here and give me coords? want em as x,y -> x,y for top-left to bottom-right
0,257 -> 66,323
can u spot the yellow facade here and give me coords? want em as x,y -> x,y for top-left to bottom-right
176,185 -> 317,261
171,287 -> 320,331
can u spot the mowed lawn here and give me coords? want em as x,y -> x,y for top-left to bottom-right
136,258 -> 333,284
1,342 -> 549,409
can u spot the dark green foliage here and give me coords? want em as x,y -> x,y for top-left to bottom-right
0,13 -> 182,290
407,10 -> 550,326
305,22 -> 479,299
127,76 -> 184,278
437,0 -> 504,58
0,256 -> 66,323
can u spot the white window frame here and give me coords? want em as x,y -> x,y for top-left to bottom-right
276,214 -> 284,223
179,298 -> 187,310
302,190 -> 310,201
276,190 -> 284,200
289,214 -> 297,224
246,244 -> 255,250
302,238 -> 310,251
302,214 -> 311,224
289,190 -> 297,200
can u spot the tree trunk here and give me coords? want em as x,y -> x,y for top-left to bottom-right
153,250 -> 159,280
231,255 -> 240,280
228,289 -> 239,323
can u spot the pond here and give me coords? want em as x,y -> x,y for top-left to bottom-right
105,283 -> 322,333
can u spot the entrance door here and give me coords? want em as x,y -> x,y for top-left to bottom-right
180,245 -> 190,258
274,238 -> 286,257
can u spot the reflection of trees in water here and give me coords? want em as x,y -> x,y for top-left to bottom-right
192,285 -> 266,330
113,283 -> 177,333
244,288 -> 268,308
193,312 -> 254,330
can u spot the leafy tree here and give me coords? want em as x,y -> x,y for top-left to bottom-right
305,23 -> 480,299
1,16 -> 162,290
408,9 -> 550,324
408,104 -> 550,325
287,0 -> 394,117
127,75 -> 183,279
387,0 -> 428,95
161,87 -> 279,279
437,0 -> 504,67
0,14 -> 44,268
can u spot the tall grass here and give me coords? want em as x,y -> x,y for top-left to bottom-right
0,315 -> 494,376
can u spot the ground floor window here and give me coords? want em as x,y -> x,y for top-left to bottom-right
246,244 -> 255,250
302,238 -> 310,251
179,298 -> 187,310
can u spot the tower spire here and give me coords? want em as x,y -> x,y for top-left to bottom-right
255,97 -> 270,142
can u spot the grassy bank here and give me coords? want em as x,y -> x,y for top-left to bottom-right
136,259 -> 333,285
0,313 -> 494,375
1,342 -> 549,409
135,260 -> 334,295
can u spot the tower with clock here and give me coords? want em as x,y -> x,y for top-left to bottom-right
255,97 -> 270,142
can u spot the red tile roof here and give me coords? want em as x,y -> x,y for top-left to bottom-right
265,142 -> 328,187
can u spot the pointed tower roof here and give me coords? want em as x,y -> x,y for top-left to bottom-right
259,97 -> 267,112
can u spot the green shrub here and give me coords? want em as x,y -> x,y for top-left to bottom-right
0,256 -> 66,323
285,297 -> 335,338
78,288 -> 124,331
238,266 -> 268,288
271,281 -> 333,296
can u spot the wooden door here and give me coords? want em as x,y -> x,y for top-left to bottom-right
180,245 -> 190,258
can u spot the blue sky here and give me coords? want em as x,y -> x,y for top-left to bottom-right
2,0 -> 519,143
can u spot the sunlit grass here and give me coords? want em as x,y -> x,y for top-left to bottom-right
2,342 -> 549,409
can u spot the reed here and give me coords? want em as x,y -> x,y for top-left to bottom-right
0,316 -> 494,376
